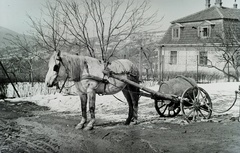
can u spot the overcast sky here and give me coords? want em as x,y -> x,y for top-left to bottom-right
0,0 -> 239,34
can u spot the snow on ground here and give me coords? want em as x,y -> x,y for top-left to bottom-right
5,82 -> 240,123
199,82 -> 240,117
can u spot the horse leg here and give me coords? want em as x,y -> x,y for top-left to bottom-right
84,90 -> 96,130
75,94 -> 87,130
122,87 -> 133,125
129,85 -> 139,125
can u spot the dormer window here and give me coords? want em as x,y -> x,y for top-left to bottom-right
172,23 -> 183,39
199,26 -> 211,38
198,20 -> 215,39
172,28 -> 180,39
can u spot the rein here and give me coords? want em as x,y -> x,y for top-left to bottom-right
56,56 -> 71,93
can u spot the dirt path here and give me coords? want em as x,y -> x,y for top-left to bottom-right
1,100 -> 240,153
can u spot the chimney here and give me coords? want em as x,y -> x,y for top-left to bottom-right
233,0 -> 238,8
206,0 -> 211,8
215,0 -> 222,7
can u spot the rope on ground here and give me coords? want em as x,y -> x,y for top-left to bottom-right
209,91 -> 239,114
206,90 -> 240,122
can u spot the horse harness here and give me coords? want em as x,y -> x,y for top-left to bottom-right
55,56 -> 136,95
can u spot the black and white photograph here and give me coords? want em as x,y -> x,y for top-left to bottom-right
0,0 -> 240,152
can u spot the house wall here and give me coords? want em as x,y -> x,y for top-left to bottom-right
162,46 -> 225,75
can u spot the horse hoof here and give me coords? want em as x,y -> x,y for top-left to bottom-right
124,121 -> 130,125
75,123 -> 85,130
131,120 -> 138,125
84,126 -> 93,131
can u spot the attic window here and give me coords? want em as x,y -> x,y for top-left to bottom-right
197,20 -> 215,39
198,26 -> 211,38
203,27 -> 210,37
172,28 -> 180,39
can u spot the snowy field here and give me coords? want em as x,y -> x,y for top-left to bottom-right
4,82 -> 240,124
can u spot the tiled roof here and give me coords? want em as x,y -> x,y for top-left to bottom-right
160,22 -> 224,45
172,6 -> 240,23
160,6 -> 240,45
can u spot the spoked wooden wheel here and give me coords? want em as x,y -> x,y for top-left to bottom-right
155,99 -> 181,117
180,86 -> 212,122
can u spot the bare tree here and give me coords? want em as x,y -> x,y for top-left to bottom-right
203,21 -> 240,81
134,32 -> 158,80
4,34 -> 47,84
28,1 -> 68,53
29,0 -> 159,62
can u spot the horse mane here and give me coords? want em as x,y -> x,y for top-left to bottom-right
60,52 -> 85,81
60,52 -> 104,81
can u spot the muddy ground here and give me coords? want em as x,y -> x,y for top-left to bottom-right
0,100 -> 240,153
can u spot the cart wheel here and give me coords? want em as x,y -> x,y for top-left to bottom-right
180,86 -> 212,122
155,99 -> 181,117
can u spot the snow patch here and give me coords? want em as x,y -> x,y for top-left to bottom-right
5,82 -> 240,122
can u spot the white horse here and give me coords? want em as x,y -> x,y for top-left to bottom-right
45,51 -> 140,130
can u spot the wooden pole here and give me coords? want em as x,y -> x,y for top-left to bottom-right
228,62 -> 230,82
139,47 -> 143,81
158,46 -> 163,83
0,61 -> 20,97
162,54 -> 164,81
197,55 -> 199,83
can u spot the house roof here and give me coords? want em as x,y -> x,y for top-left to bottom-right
160,23 -> 224,45
160,6 -> 240,45
172,6 -> 240,24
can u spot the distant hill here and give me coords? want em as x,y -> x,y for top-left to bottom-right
0,26 -> 24,48
0,26 -> 34,59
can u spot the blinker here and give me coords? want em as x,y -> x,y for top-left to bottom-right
53,65 -> 60,72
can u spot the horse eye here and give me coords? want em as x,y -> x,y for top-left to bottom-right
53,65 -> 59,72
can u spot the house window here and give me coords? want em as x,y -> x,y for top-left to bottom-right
172,28 -> 180,39
170,51 -> 177,65
199,51 -> 208,65
199,26 -> 210,38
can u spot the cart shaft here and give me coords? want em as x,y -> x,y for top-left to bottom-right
103,70 -> 178,101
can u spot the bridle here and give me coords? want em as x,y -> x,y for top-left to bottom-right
50,55 -> 71,92
52,55 -> 70,84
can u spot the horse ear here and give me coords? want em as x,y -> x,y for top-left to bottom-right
56,50 -> 61,57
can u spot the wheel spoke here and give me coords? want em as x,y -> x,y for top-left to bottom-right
162,105 -> 168,114
185,106 -> 194,110
187,92 -> 194,103
159,103 -> 167,109
200,105 -> 210,112
198,109 -> 206,119
187,108 -> 195,117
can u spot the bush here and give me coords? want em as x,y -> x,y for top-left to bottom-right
142,71 -> 224,83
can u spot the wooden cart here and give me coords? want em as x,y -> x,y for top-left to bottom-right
103,70 -> 213,122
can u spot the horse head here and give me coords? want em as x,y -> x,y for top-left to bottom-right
45,51 -> 62,87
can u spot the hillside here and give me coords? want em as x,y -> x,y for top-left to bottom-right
0,26 -> 23,48
0,26 -> 34,59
